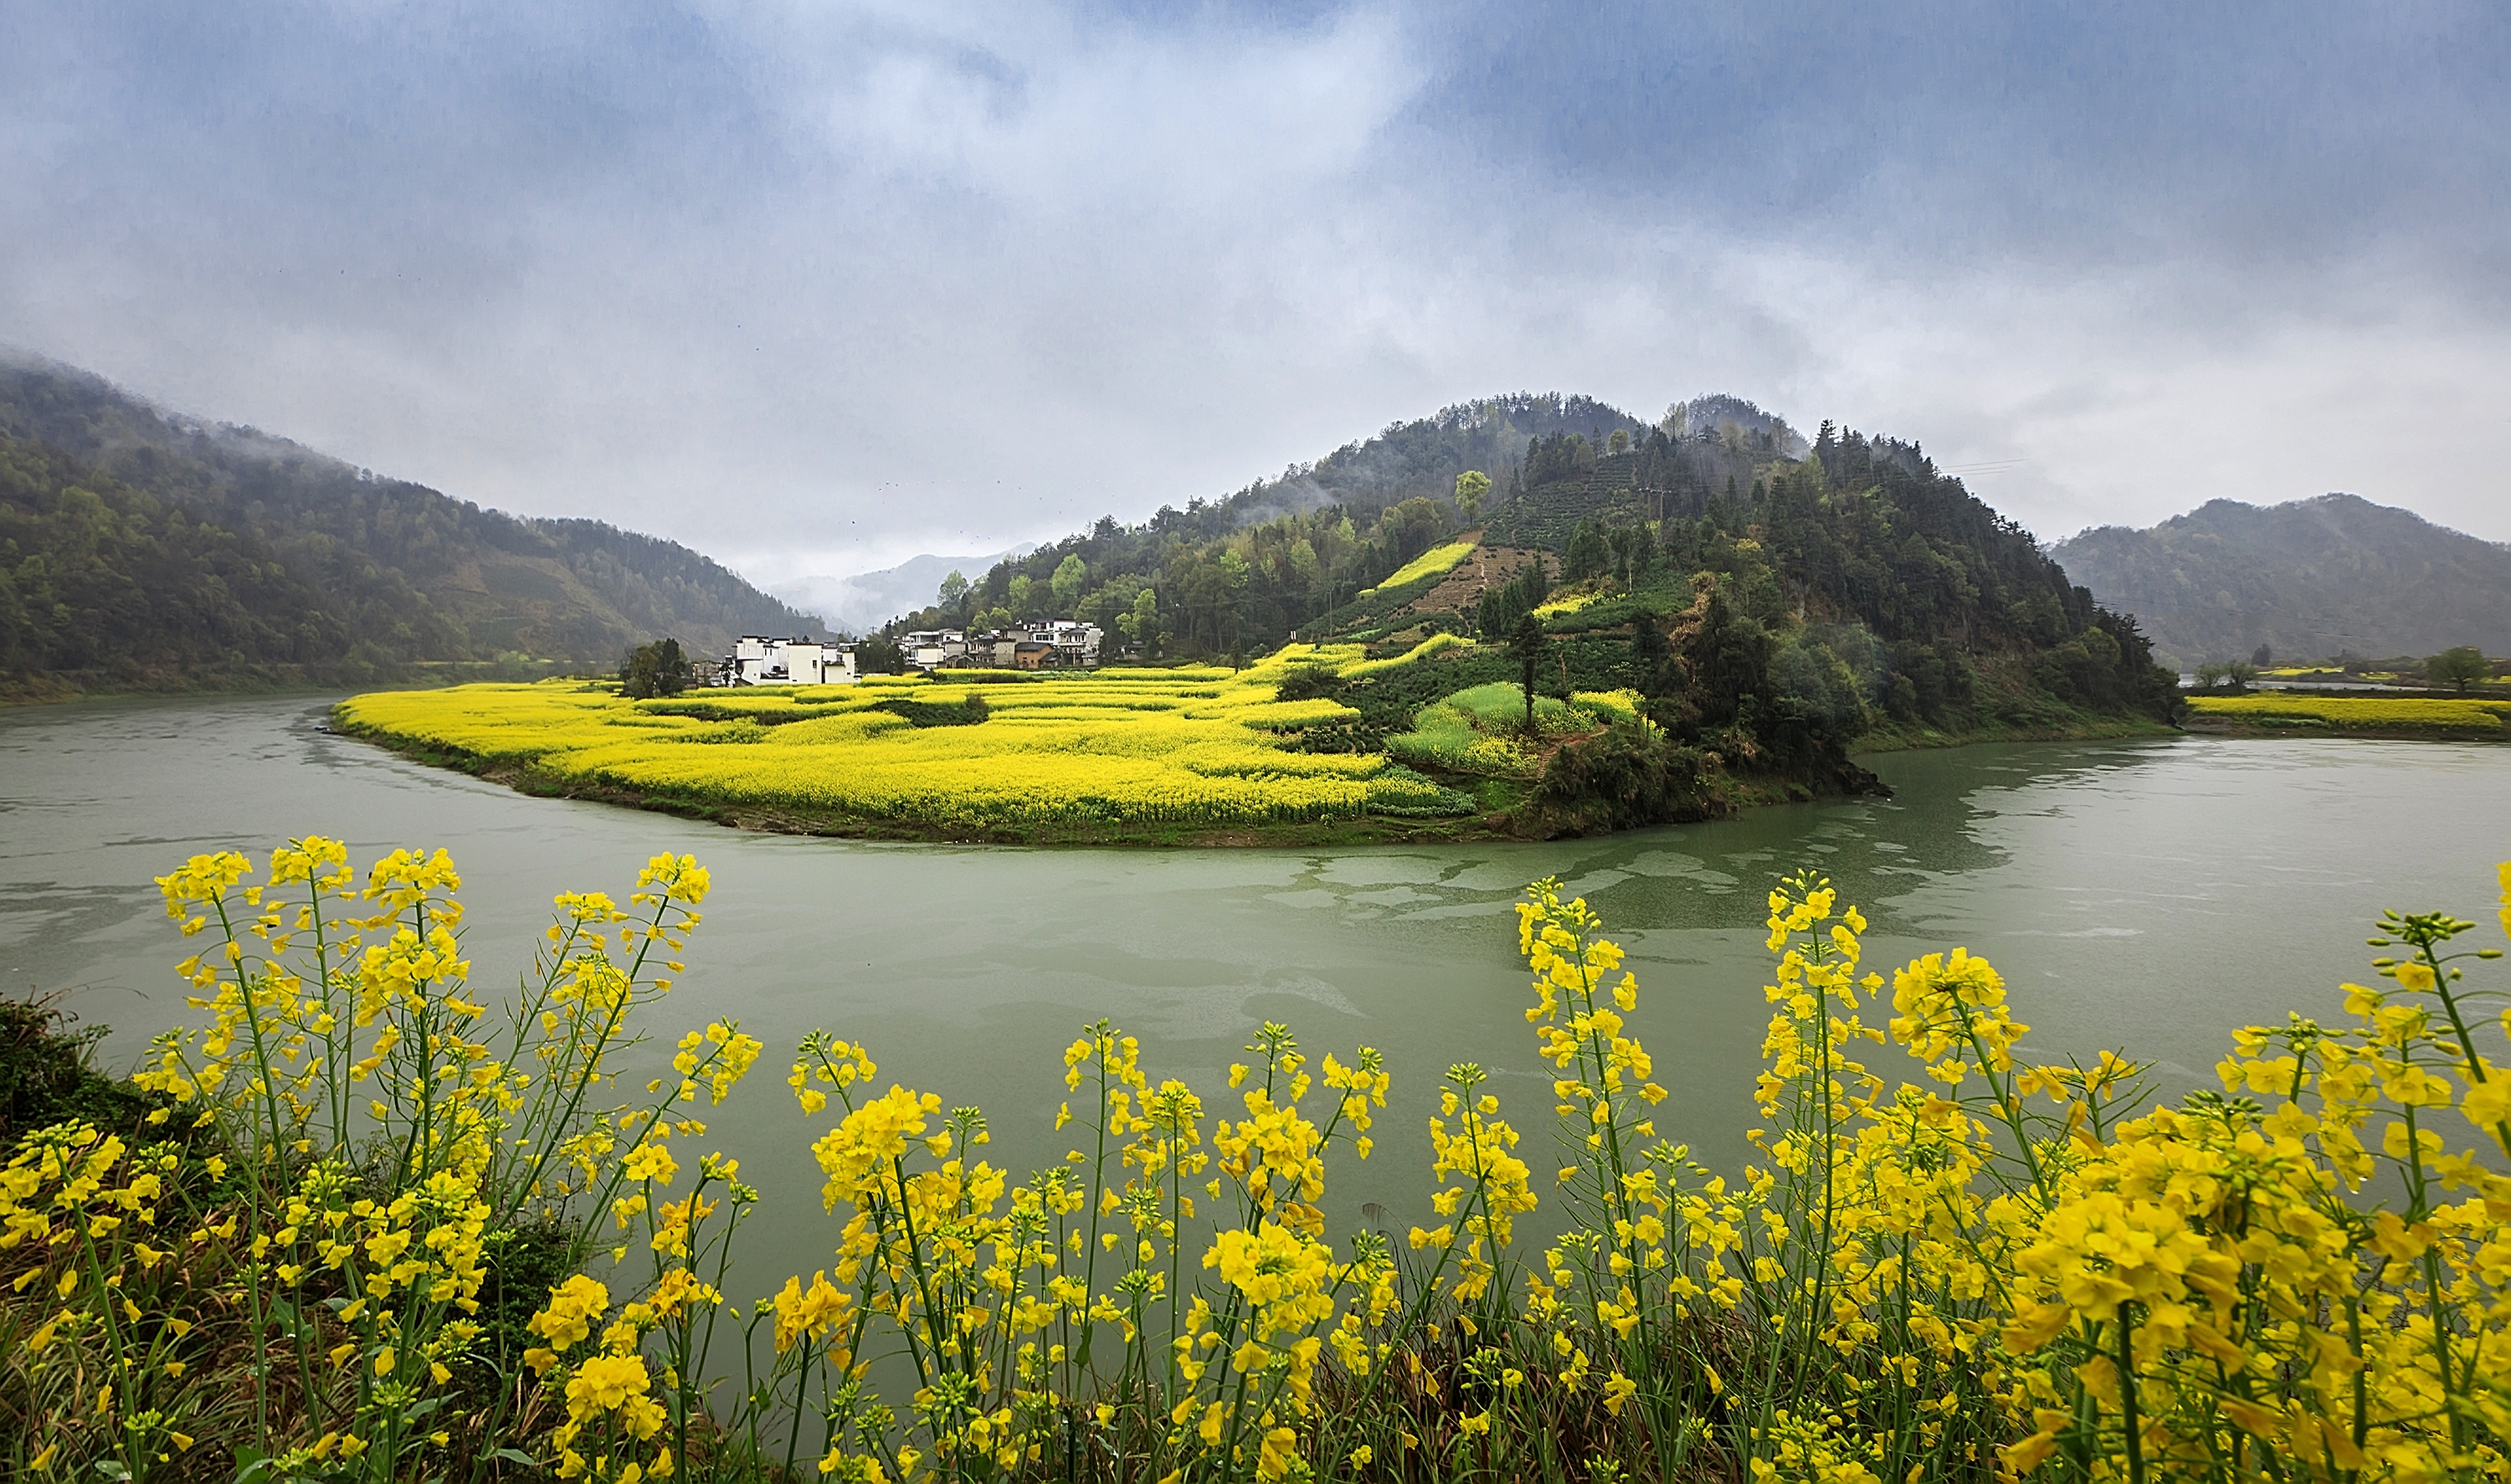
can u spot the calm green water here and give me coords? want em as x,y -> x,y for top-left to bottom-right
5,694 -> 2508,1281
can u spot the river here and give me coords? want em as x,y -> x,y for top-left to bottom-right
5,693 -> 2508,1281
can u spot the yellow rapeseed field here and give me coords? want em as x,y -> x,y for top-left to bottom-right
2186,693 -> 2511,734
337,645 -> 1471,829
1357,540 -> 1476,596
1531,587 -> 1606,618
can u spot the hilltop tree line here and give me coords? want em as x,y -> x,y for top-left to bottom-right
876,393 -> 1715,654
872,404 -> 2176,814
1460,422 -> 2175,808
888,412 -> 2165,705
878,395 -> 1801,657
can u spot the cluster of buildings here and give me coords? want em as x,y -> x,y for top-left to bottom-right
718,634 -> 857,686
706,622 -> 1106,686
905,622 -> 1104,670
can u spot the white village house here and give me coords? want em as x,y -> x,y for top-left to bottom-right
722,634 -> 858,686
897,629 -> 969,671
711,620 -> 1102,686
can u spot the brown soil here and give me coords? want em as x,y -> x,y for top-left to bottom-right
1392,546 -> 1553,620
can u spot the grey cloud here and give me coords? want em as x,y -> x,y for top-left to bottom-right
3,0 -> 2507,591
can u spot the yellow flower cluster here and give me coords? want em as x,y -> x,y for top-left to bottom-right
1333,631 -> 1473,678
1356,540 -> 1476,596
1419,1067 -> 1536,1304
0,835 -> 766,1482
22,834 -> 2511,1484
335,650 -> 1471,829
745,1014 -> 1407,1484
526,1273 -> 671,1481
2186,693 -> 2511,733
1995,887 -> 2511,1481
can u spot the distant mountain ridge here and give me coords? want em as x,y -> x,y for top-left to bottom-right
2048,495 -> 2511,667
0,354 -> 823,696
773,549 -> 1032,635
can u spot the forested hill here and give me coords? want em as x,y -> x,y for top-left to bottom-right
886,398 -> 2179,810
2049,495 -> 2511,668
0,357 -> 820,697
884,393 -> 1810,641
1004,391 -> 1783,559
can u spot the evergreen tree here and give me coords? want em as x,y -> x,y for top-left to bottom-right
1508,611 -> 1547,734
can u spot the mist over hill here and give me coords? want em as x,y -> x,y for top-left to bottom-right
0,355 -> 822,696
2049,495 -> 2511,668
773,549 -> 1031,635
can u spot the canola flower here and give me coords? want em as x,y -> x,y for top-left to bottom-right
2185,693 -> 2511,733
1356,542 -> 1477,598
1335,633 -> 1474,679
1530,589 -> 1607,619
13,839 -> 2511,1484
0,837 -> 761,1482
335,645 -> 1480,833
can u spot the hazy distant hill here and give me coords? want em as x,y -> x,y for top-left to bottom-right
0,355 -> 822,696
2049,495 -> 2511,668
774,548 -> 1031,634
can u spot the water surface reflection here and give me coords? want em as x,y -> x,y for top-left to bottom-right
5,695 -> 2506,1280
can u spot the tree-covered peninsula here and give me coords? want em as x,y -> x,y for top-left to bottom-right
343,397 -> 2180,842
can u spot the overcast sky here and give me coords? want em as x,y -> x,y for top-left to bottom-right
5,2 -> 2506,584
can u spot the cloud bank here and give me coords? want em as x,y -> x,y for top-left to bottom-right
3,0 -> 2505,585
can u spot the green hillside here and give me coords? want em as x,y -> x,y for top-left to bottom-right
0,357 -> 821,699
877,408 -> 2180,826
2049,494 -> 2511,670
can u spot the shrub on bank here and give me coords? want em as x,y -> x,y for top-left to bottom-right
5,840 -> 2511,1482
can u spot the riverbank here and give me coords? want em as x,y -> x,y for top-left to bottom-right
2180,692 -> 2511,742
334,679 -> 2185,846
336,725 -> 1543,846
1850,712 -> 2181,755
0,659 -> 588,707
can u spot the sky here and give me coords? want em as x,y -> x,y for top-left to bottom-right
4,1 -> 2508,588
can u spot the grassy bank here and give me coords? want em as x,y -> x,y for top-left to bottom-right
1850,711 -> 2182,755
2183,692 -> 2511,741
